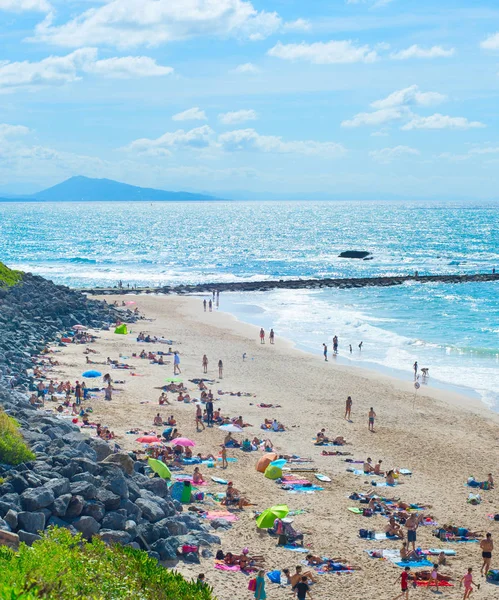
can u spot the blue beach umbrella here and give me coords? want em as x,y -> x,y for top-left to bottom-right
82,370 -> 102,378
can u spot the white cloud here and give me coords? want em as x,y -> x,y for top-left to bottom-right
231,62 -> 260,74
85,56 -> 173,78
267,40 -> 377,64
371,129 -> 389,137
402,114 -> 486,130
0,48 -> 172,92
172,108 -> 207,122
218,128 -> 346,156
342,107 -> 406,127
282,18 -> 311,31
124,126 -> 215,155
369,145 -> 420,163
31,0 -> 285,48
0,123 -> 31,138
481,33 -> 499,50
219,109 -> 258,125
390,45 -> 455,60
0,0 -> 50,12
371,85 -> 446,109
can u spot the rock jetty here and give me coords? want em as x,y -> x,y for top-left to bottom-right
0,273 -> 222,562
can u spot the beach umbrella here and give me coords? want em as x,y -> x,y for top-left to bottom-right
136,435 -> 162,444
148,457 -> 171,480
264,465 -> 283,480
82,370 -> 102,378
256,504 -> 289,529
165,377 -> 182,383
72,324 -> 87,331
256,453 -> 278,473
270,458 -> 287,469
169,437 -> 195,447
114,324 -> 128,335
219,424 -> 243,433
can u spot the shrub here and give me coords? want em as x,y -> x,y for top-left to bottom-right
0,262 -> 22,288
0,411 -> 36,466
0,528 -> 214,600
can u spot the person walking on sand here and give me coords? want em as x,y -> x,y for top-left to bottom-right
218,359 -> 223,378
206,398 -> 214,427
269,329 -> 275,344
208,299 -> 212,312
173,351 -> 181,375
392,566 -> 411,600
203,299 -> 206,312
480,532 -> 493,576
345,396 -> 352,420
323,343 -> 328,361
368,407 -> 376,432
196,403 -> 205,431
461,567 -> 480,599
260,328 -> 265,344
413,361 -> 418,377
202,354 -> 208,374
254,570 -> 266,600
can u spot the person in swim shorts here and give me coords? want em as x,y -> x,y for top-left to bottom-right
392,566 -> 411,600
368,407 -> 376,432
480,532 -> 493,576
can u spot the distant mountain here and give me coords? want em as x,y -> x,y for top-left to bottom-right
19,176 -> 220,202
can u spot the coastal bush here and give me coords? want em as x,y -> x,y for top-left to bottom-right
0,528 -> 214,600
0,262 -> 22,287
0,411 -> 36,466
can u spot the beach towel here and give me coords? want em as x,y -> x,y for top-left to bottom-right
215,562 -> 240,572
211,477 -> 228,485
394,560 -> 433,568
415,581 -> 453,587
373,533 -> 399,541
425,549 -> 456,556
399,469 -> 412,475
286,485 -> 323,493
283,545 -> 309,553
204,510 -> 239,522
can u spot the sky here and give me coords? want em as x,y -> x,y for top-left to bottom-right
1,0 -> 499,199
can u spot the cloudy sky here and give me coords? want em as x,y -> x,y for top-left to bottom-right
1,0 -> 499,199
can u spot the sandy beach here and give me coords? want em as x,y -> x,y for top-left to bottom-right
48,293 -> 499,600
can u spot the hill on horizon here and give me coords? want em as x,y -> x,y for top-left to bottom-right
0,176 -> 220,202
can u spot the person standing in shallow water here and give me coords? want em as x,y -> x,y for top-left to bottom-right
259,328 -> 265,344
208,300 -> 212,312
269,329 -> 275,344
203,299 -> 206,312
333,335 -> 338,354
413,361 -> 418,377
323,343 -> 328,361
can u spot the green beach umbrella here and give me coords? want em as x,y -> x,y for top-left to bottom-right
148,458 -> 172,480
256,504 -> 289,529
114,324 -> 128,335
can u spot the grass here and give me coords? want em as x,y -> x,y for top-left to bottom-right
0,262 -> 22,288
0,528 -> 214,600
0,411 -> 36,466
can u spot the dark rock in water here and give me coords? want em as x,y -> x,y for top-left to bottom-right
99,529 -> 132,545
17,511 -> 46,534
18,530 -> 41,546
150,538 -> 177,561
72,516 -> 101,539
20,487 -> 55,511
338,250 -> 371,259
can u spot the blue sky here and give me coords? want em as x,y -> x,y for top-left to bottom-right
1,0 -> 499,199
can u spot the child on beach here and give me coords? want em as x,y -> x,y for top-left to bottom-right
368,407 -> 376,432
392,566 -> 411,600
460,567 -> 480,598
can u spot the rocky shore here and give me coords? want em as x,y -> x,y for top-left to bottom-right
0,274 -> 221,562
84,271 -> 499,296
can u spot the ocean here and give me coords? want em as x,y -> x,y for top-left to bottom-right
1,200 -> 498,409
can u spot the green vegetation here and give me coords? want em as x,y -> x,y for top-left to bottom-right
0,262 -> 22,287
0,411 -> 36,466
0,528 -> 214,600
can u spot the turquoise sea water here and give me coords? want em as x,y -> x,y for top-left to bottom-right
1,200 -> 498,409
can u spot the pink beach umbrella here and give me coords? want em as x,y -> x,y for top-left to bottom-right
169,437 -> 195,447
72,324 -> 87,331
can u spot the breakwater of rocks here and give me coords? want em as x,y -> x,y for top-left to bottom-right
0,274 -> 223,561
83,272 -> 499,296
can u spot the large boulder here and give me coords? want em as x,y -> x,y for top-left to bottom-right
141,477 -> 169,499
156,518 -> 187,537
150,538 -> 177,561
99,530 -> 131,545
20,487 -> 55,511
101,511 -> 126,531
89,438 -> 112,461
18,530 -> 41,546
65,495 -> 85,518
134,499 -> 165,523
4,510 -> 18,530
44,478 -> 70,497
69,481 -> 97,500
51,494 -> 72,518
82,501 -> 106,522
72,516 -> 101,539
101,453 -> 134,475
95,489 -> 121,511
17,511 -> 46,534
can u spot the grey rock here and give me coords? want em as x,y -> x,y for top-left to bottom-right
150,538 -> 177,561
101,453 -> 134,475
72,457 -> 100,475
65,495 -> 85,518
69,481 -> 97,500
124,520 -> 137,539
141,477 -> 169,499
4,510 -> 18,530
135,499 -> 165,523
51,494 -> 72,518
71,473 -> 100,487
47,516 -> 76,533
120,499 -> 142,522
147,551 -> 160,562
18,530 -> 42,546
72,516 -> 101,539
20,487 -> 55,511
89,438 -> 112,461
101,511 -> 126,531
103,472 -> 128,499
156,518 -> 187,537
95,489 -> 121,511
0,517 -> 11,532
99,529 -> 131,545
184,552 -> 200,564
210,518 -> 233,530
17,511 -> 46,534
82,501 -> 106,522
192,532 -> 220,546
136,522 -> 159,546
8,474 -> 29,494
44,477 -> 70,497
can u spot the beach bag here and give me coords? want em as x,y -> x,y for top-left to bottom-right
487,569 -> 499,582
494,514 -> 499,521
248,578 -> 257,591
359,529 -> 369,538
362,508 -> 373,517
267,570 -> 281,584
182,545 -> 198,554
